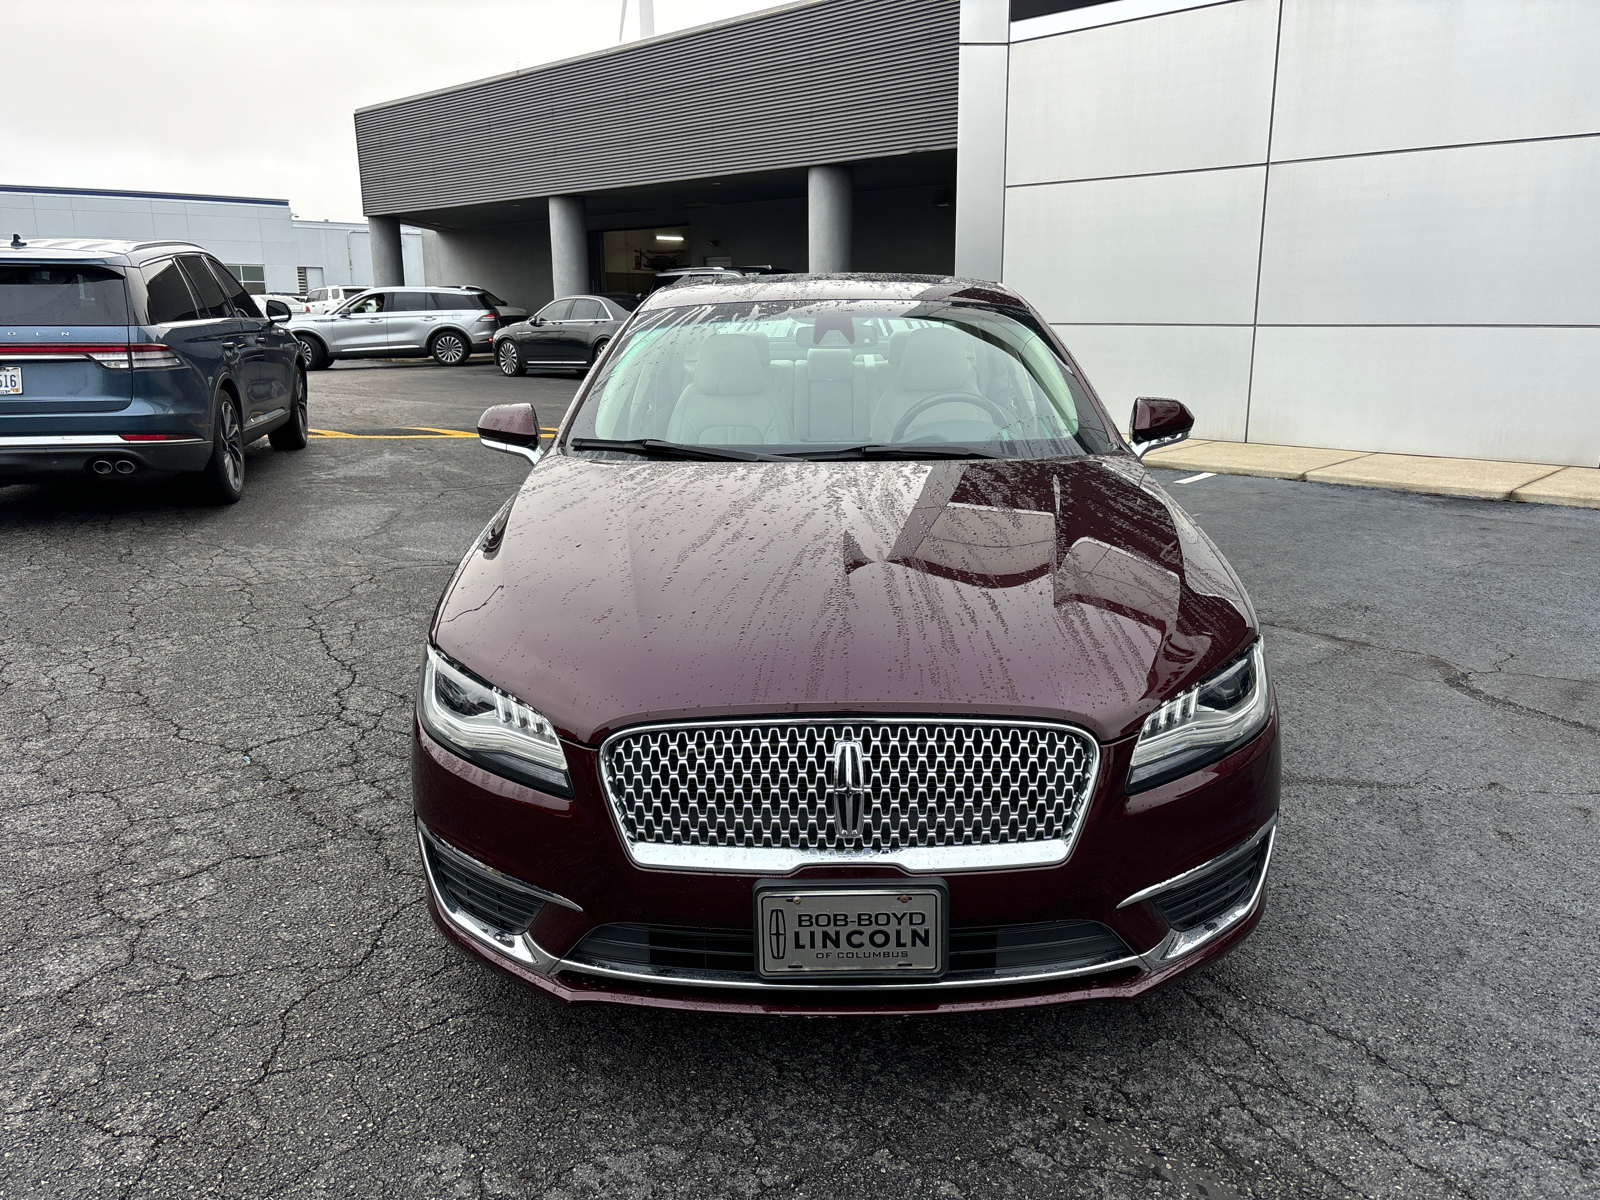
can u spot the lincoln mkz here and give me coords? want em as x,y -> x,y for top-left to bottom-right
412,274 -> 1279,1015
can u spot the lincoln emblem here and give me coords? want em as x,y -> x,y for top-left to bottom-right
768,907 -> 786,961
826,738 -> 868,841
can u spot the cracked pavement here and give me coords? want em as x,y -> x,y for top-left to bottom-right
1,359 -> 1596,1199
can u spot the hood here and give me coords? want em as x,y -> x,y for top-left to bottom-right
432,454 -> 1255,745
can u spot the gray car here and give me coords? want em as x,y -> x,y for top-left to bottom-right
493,294 -> 638,376
289,286 -> 499,369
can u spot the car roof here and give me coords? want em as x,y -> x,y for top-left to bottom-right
0,236 -> 207,266
640,272 -> 1029,311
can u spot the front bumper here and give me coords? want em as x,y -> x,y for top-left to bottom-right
411,713 -> 1280,1015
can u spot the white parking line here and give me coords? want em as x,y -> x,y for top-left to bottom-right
1174,472 -> 1216,485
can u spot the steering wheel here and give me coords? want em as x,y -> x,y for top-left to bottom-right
889,390 -> 1013,444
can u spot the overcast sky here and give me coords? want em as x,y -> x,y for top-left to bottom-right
2,0 -> 780,222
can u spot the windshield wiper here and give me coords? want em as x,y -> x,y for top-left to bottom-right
794,443 -> 1005,461
568,438 -> 795,463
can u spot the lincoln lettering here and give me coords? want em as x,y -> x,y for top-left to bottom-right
787,923 -> 930,952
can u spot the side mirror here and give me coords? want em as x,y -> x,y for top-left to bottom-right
478,403 -> 543,465
1129,397 -> 1194,458
265,299 -> 291,322
531,316 -> 546,327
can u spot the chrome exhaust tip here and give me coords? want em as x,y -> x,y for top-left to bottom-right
113,459 -> 136,475
90,459 -> 114,475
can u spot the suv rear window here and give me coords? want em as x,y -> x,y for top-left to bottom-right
427,291 -> 474,311
0,265 -> 129,325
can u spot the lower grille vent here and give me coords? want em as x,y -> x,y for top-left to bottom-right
948,921 -> 1129,973
421,830 -> 546,936
571,924 -> 755,973
568,919 -> 1132,983
1153,838 -> 1270,932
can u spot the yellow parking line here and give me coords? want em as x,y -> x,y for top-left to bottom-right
309,428 -> 473,439
308,426 -> 563,440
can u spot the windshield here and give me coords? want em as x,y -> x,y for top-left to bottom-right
566,299 -> 1115,460
0,265 -> 129,325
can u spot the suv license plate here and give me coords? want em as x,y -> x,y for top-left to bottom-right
754,879 -> 947,980
0,366 -> 21,395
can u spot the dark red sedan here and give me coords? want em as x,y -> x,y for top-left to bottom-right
413,275 -> 1279,1015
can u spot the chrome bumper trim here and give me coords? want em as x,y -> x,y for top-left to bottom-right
554,951 -> 1143,993
0,435 -> 169,447
1136,823 -> 1277,966
624,839 -> 1071,873
415,820 -> 570,971
1118,819 -> 1276,909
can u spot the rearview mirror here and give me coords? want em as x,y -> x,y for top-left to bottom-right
478,403 -> 543,465
1128,397 -> 1194,458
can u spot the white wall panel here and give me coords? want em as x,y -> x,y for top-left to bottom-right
74,210 -> 156,239
1273,0 -> 1600,161
1059,324 -> 1254,441
1004,167 -> 1265,324
956,41 -> 1009,279
1008,0 -> 1277,184
1257,137 -> 1600,326
1248,326 -> 1600,467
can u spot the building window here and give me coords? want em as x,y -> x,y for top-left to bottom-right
224,263 -> 266,295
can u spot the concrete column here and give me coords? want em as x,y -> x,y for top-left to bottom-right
954,0 -> 1009,281
548,195 -> 588,298
368,215 -> 404,287
807,165 -> 853,274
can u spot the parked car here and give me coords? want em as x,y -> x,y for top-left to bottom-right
414,273 -> 1280,1014
649,266 -> 745,291
454,285 -> 527,325
492,293 -> 638,376
256,292 -> 309,316
304,284 -> 371,314
288,286 -> 499,369
0,237 -> 307,503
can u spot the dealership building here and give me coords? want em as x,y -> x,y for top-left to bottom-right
358,0 -> 1599,468
0,184 -> 427,296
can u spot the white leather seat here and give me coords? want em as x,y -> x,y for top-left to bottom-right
667,333 -> 792,445
869,326 -> 989,442
793,347 -> 870,441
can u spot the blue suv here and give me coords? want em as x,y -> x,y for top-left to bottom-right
0,237 -> 307,503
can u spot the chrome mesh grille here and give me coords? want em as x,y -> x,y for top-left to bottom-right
601,720 -> 1097,857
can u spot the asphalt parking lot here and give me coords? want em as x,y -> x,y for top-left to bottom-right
2,358 -> 1596,1200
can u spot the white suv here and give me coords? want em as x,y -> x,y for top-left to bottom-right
305,284 -> 372,314
287,287 -> 499,369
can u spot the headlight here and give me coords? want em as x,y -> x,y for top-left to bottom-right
418,646 -> 571,796
1126,641 -> 1271,792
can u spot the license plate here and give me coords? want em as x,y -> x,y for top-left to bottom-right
0,366 -> 20,395
754,879 -> 947,980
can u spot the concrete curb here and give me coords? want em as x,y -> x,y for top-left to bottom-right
1143,440 -> 1600,508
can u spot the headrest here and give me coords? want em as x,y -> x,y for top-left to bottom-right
896,327 -> 971,391
694,334 -> 771,396
807,348 -> 854,383
887,329 -> 912,364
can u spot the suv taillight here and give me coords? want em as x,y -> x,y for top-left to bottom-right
85,344 -> 182,370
